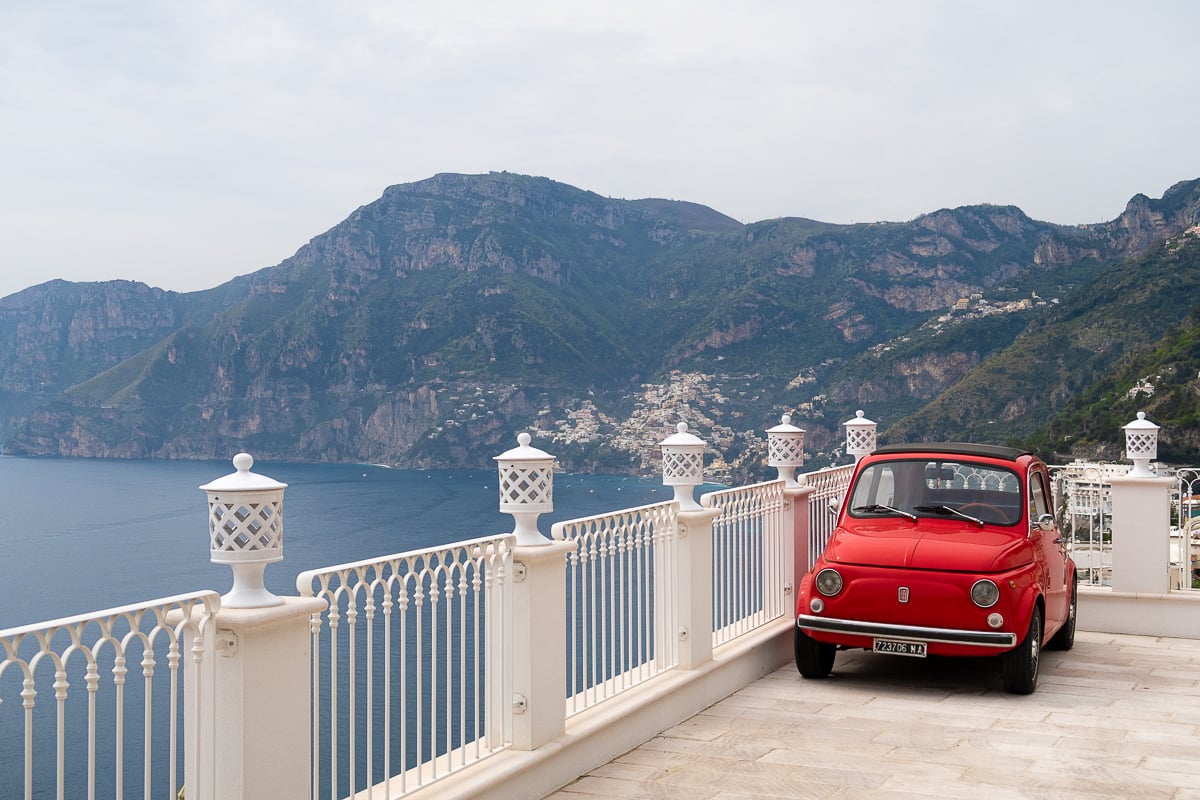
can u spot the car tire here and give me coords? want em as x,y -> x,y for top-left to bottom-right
1047,576 -> 1077,651
1002,606 -> 1042,694
794,626 -> 836,678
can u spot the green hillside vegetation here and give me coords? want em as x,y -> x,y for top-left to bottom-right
888,232 -> 1200,451
1025,307 -> 1200,462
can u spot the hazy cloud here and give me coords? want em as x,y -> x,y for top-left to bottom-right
1,1 -> 1197,298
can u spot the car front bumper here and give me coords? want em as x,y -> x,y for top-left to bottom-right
796,614 -> 1017,648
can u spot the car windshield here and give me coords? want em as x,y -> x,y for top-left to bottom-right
848,458 -> 1022,526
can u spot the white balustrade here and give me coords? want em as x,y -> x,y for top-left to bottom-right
702,481 -> 789,647
0,592 -> 220,800
12,417 -> 1200,800
1051,463 -> 1118,587
1175,469 -> 1200,590
551,501 -> 679,716
295,534 -> 515,798
801,463 -> 856,569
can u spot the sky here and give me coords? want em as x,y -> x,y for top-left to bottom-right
2,1 -> 1198,300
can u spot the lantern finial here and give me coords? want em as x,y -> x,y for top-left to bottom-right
844,409 -> 877,463
200,453 -> 287,608
660,421 -> 705,510
767,413 -> 806,487
496,432 -> 555,545
1122,411 -> 1160,478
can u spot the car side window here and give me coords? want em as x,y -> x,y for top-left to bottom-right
1030,472 -> 1050,521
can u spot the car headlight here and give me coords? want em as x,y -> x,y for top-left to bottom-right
970,579 -> 1000,608
815,568 -> 844,597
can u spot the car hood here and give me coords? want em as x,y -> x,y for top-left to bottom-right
823,521 -> 1032,572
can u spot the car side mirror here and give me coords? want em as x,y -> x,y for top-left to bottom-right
1034,513 -> 1055,532
828,497 -> 841,515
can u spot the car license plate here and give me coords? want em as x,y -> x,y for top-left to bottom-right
873,638 -> 927,658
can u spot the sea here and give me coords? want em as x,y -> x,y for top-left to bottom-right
0,454 -> 683,630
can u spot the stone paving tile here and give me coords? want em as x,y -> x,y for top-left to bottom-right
552,774 -> 715,798
1140,759 -> 1200,789
635,734 -> 778,763
586,761 -> 660,782
963,764 -> 1179,799
1043,710 -> 1196,736
548,632 -> 1200,799
1147,666 -> 1200,682
701,698 -> 834,721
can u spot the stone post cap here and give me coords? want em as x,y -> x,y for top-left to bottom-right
494,431 -> 555,463
199,452 -> 288,493
1122,410 -> 1160,434
659,421 -> 705,448
843,409 -> 876,430
766,413 -> 805,435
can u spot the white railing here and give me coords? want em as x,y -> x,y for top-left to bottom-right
802,463 -> 855,569
552,501 -> 679,716
295,533 -> 515,799
702,480 -> 789,647
1050,463 -> 1121,587
0,591 -> 220,800
1174,469 -> 1200,590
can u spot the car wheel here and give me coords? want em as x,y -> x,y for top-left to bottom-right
1002,606 -> 1042,694
794,626 -> 836,678
1047,576 -> 1077,651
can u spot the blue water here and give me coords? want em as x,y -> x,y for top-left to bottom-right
0,455 -> 675,629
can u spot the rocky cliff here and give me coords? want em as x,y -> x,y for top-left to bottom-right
3,172 -> 1200,477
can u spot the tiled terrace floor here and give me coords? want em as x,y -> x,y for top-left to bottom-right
548,632 -> 1200,799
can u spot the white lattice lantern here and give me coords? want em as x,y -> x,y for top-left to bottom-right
200,453 -> 287,608
844,410 -> 877,462
660,422 -> 705,511
496,432 -> 555,546
767,414 -> 806,487
1122,411 -> 1160,478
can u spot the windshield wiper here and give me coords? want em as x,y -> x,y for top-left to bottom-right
852,503 -> 917,522
913,504 -> 984,527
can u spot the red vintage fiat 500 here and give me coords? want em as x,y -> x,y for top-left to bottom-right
795,443 -> 1077,694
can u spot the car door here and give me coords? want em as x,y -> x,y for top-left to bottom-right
1029,466 -> 1069,630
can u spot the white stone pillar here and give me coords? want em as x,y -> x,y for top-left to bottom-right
199,598 -> 326,800
191,454 -> 324,800
496,432 -> 573,750
1109,476 -> 1173,593
1111,412 -> 1172,592
785,483 -> 817,601
675,506 -> 722,669
509,540 -> 574,750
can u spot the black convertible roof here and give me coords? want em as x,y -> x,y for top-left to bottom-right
871,442 -> 1034,462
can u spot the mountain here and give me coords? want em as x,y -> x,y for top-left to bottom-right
888,227 -> 1200,448
3,172 -> 1200,479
